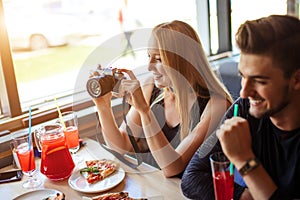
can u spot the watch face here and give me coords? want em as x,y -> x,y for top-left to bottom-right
249,159 -> 256,167
88,79 -> 101,97
239,158 -> 260,176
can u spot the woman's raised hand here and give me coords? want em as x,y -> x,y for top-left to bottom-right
92,92 -> 113,109
113,69 -> 139,97
115,69 -> 150,114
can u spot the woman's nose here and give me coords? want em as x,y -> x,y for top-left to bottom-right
148,61 -> 155,71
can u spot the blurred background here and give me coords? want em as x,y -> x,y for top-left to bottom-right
0,0 -> 298,131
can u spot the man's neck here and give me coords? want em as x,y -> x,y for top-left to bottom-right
270,100 -> 300,131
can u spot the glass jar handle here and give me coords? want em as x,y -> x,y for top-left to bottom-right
33,129 -> 42,152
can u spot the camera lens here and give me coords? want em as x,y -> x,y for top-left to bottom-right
86,68 -> 125,98
87,79 -> 102,98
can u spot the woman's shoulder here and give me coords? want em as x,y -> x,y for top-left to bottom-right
211,94 -> 232,107
200,95 -> 231,119
203,94 -> 231,108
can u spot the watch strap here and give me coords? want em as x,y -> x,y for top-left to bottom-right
238,157 -> 260,176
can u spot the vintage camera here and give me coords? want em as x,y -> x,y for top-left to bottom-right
86,67 -> 125,98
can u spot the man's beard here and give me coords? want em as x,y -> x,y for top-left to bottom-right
249,85 -> 290,118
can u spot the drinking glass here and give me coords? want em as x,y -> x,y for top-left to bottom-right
11,130 -> 42,189
60,111 -> 83,163
210,152 -> 234,200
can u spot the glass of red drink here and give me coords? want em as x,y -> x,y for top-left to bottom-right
11,130 -> 42,189
210,152 -> 234,200
60,111 -> 80,153
60,111 -> 83,163
34,124 -> 75,180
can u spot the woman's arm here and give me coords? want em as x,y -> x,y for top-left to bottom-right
138,96 -> 231,177
118,70 -> 232,177
93,92 -> 132,153
93,75 -> 154,154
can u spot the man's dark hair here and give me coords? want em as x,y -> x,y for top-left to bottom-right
235,15 -> 300,78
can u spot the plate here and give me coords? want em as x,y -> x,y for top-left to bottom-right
13,189 -> 63,200
68,167 -> 125,193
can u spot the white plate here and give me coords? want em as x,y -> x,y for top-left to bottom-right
68,167 -> 125,193
13,189 -> 63,200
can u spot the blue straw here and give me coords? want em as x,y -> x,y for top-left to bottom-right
28,106 -> 32,150
230,104 -> 239,176
27,106 -> 33,170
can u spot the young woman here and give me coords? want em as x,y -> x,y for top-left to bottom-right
92,20 -> 232,177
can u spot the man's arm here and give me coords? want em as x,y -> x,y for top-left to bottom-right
181,139 -> 219,199
217,117 -> 277,200
181,99 -> 248,199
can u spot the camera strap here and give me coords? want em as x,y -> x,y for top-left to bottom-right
95,96 -> 143,169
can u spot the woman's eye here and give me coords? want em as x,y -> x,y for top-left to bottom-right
148,53 -> 162,62
155,56 -> 161,62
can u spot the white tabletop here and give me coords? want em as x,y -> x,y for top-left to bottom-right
0,138 -> 188,200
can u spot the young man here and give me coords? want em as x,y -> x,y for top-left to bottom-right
181,15 -> 300,200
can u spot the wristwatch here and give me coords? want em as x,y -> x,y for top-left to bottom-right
238,157 -> 260,176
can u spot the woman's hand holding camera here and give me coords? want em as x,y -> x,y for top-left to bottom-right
92,92 -> 113,110
115,69 -> 150,114
88,68 -> 150,114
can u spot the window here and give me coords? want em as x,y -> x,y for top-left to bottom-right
230,0 -> 287,54
0,0 -> 298,133
0,0 -> 198,132
204,0 -> 288,56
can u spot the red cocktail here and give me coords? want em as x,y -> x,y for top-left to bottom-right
12,130 -> 42,189
210,152 -> 234,200
213,171 -> 234,200
16,143 -> 35,173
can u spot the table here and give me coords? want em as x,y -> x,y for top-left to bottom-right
0,138 -> 188,199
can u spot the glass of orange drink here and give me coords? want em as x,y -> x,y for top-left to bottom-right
60,111 -> 83,164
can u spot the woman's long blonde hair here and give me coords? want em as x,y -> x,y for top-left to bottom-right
151,20 -> 233,140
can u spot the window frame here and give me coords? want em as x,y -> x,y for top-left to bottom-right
0,0 -> 21,118
195,0 -> 232,56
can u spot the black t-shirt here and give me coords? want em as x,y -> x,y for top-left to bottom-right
254,118 -> 300,199
181,98 -> 300,200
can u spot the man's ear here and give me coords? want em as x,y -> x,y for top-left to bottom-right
292,69 -> 300,90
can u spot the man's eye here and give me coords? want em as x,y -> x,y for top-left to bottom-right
253,79 -> 267,85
